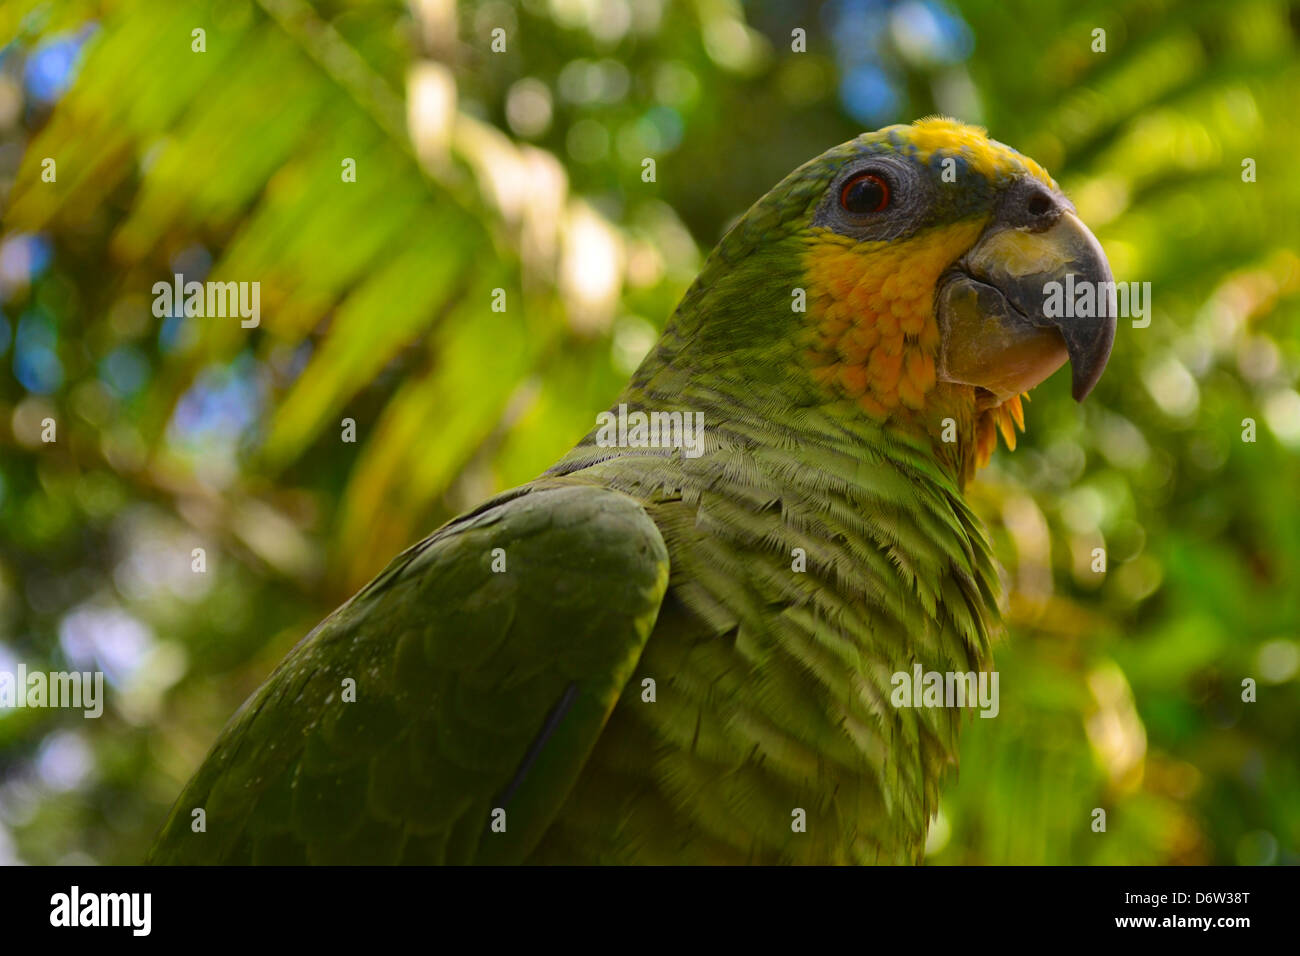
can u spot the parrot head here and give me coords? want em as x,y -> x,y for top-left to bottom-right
647,117 -> 1115,484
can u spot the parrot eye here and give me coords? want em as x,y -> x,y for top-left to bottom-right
840,172 -> 890,214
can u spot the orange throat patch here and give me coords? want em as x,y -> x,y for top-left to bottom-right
800,220 -> 1026,472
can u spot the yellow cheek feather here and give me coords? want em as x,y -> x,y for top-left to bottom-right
802,219 -> 987,419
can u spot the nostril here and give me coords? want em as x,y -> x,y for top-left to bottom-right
1026,193 -> 1053,218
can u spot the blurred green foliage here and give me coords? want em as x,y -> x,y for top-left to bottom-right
0,0 -> 1296,864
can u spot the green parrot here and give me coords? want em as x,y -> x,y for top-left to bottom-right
150,118 -> 1115,865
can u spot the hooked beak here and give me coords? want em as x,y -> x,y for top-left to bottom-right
935,193 -> 1116,403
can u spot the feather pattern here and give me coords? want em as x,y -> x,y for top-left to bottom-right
531,374 -> 1001,863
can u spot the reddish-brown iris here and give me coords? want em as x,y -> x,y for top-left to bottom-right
840,173 -> 890,214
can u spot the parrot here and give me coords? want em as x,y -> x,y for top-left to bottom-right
149,117 -> 1115,865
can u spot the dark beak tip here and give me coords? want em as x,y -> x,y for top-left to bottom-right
1067,317 -> 1116,402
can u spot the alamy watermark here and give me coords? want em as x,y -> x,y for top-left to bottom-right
50,886 -> 150,936
0,665 -> 104,718
152,273 -> 260,328
890,663 -> 999,718
594,403 -> 705,458
1044,274 -> 1151,327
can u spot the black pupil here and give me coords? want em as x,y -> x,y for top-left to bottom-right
844,176 -> 884,213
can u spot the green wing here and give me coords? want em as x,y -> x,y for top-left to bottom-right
149,483 -> 669,864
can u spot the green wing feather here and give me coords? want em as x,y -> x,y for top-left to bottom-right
149,483 -> 669,864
